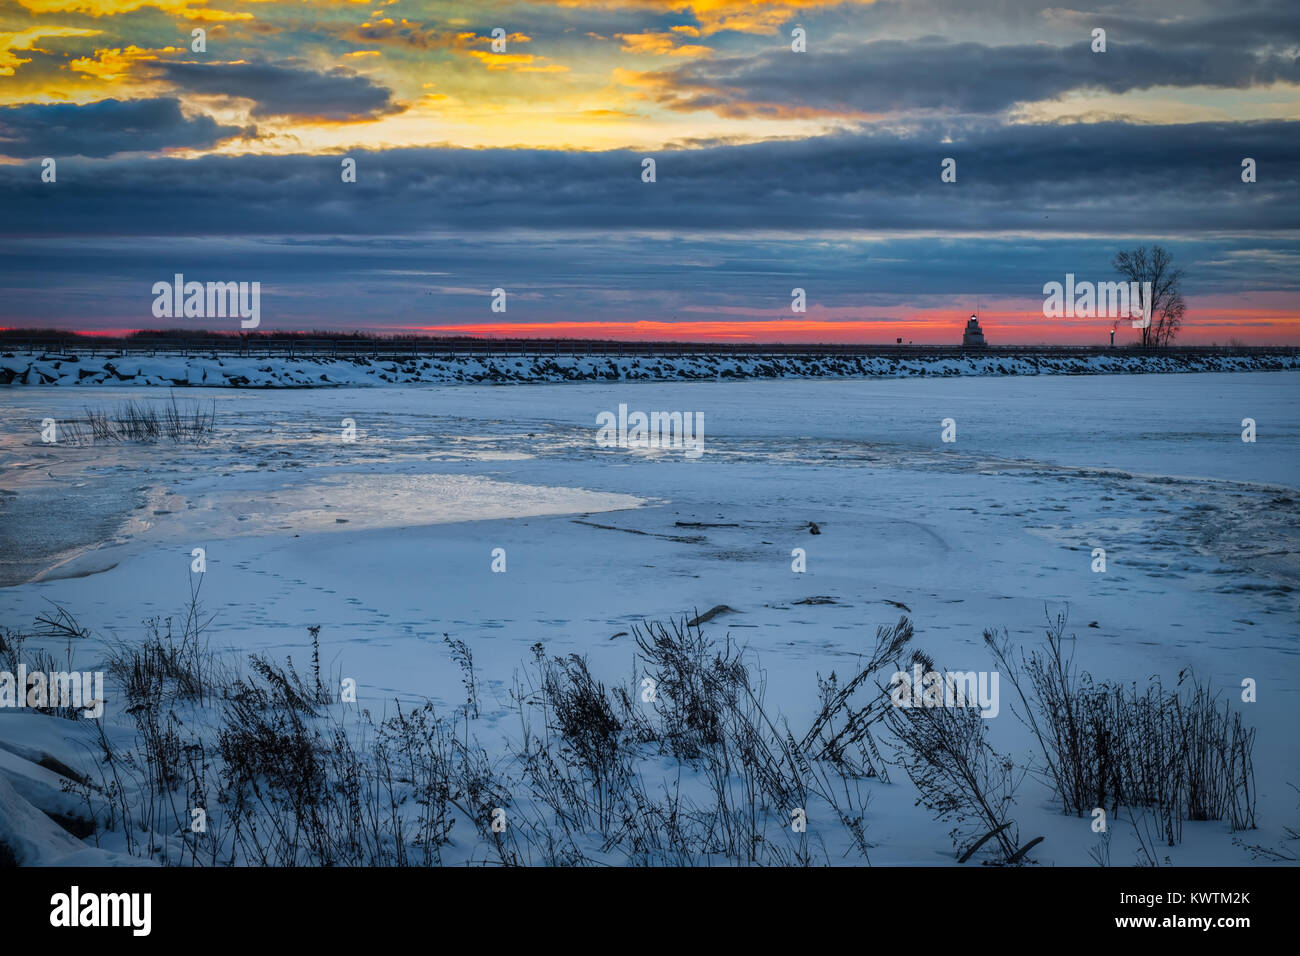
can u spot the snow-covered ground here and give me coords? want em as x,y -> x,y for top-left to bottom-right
1,373 -> 1297,865
3,348 -> 1299,387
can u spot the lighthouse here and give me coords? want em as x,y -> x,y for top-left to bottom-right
962,314 -> 987,347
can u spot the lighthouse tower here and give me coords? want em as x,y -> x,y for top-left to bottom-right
962,314 -> 987,347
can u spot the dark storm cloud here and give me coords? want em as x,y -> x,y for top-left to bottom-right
1,120 -> 1295,236
1049,5 -> 1300,49
853,0 -> 1300,48
0,97 -> 244,159
648,38 -> 1300,118
154,61 -> 402,121
2,232 -> 1294,334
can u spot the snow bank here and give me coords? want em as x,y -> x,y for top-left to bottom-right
3,349 -> 1297,388
0,714 -> 146,866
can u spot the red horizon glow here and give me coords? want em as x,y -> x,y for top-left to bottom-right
15,299 -> 1300,345
402,307 -> 1300,345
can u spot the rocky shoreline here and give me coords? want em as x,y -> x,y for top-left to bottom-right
3,349 -> 1298,387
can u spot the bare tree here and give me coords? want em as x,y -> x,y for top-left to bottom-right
1112,245 -> 1186,347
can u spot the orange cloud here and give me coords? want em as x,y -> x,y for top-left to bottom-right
70,44 -> 180,80
610,66 -> 674,90
17,0 -> 262,17
557,1 -> 876,36
616,30 -> 712,56
0,26 -> 101,76
342,18 -> 442,50
455,31 -> 532,48
465,50 -> 568,73
613,64 -> 876,120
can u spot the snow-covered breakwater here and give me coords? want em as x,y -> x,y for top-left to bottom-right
3,348 -> 1298,387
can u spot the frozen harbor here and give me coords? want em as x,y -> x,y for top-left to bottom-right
1,372 -> 1297,865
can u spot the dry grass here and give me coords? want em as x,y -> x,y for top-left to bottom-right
45,393 -> 215,446
41,600 -> 1259,868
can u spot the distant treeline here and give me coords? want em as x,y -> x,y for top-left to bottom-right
1,328 -> 1293,352
0,328 -> 489,343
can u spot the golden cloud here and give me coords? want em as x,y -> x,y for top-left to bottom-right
342,18 -> 442,50
17,0 -> 263,17
611,66 -> 675,90
465,49 -> 568,73
613,63 -> 876,121
0,25 -> 100,76
615,30 -> 711,56
557,1 -> 876,36
69,44 -> 180,80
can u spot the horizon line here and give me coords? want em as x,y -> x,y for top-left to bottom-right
4,329 -> 1298,350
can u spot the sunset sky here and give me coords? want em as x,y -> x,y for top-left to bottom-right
1,0 -> 1298,343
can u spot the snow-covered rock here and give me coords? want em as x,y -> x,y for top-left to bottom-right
2,349 -> 1297,388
